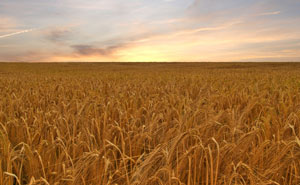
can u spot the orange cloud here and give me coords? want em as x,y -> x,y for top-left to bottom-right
0,17 -> 18,33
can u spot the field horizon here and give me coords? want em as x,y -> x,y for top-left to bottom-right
1,62 -> 300,185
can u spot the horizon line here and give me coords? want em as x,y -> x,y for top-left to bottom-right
1,61 -> 300,63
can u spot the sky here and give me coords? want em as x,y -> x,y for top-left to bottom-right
0,0 -> 300,62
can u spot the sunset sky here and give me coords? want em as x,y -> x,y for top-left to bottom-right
1,0 -> 300,62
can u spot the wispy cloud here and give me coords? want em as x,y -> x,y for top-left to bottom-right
43,26 -> 73,43
187,0 -> 201,9
0,29 -> 35,39
71,43 -> 127,57
173,21 -> 242,36
132,20 -> 242,44
259,11 -> 281,16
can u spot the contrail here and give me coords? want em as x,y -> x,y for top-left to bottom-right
0,29 -> 35,39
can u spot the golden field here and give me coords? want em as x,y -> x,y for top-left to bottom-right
1,62 -> 300,185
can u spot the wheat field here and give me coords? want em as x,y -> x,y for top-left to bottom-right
1,62 -> 300,185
